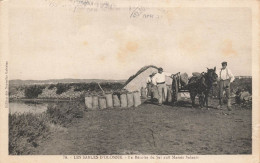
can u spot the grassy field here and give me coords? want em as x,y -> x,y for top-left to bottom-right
9,101 -> 85,155
28,98 -> 251,155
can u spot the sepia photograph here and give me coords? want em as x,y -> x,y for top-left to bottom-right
0,0 -> 259,162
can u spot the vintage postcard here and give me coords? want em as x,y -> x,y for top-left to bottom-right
0,0 -> 259,162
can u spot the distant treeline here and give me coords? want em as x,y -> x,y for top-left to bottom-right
10,82 -> 124,99
9,79 -> 126,86
9,78 -> 252,99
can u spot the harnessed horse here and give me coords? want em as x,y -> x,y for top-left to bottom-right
188,67 -> 218,109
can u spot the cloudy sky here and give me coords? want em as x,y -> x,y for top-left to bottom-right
9,0 -> 252,80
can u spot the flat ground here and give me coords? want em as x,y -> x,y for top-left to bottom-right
33,99 -> 252,155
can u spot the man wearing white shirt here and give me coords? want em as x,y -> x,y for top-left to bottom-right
152,67 -> 172,105
217,61 -> 235,110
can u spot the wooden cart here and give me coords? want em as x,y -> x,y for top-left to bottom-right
171,72 -> 190,103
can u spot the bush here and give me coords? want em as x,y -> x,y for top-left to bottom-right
231,78 -> 252,93
48,84 -> 56,90
56,83 -> 71,95
99,82 -> 123,91
46,102 -> 85,127
9,113 -> 49,155
9,101 -> 86,155
73,82 -> 98,92
210,78 -> 252,98
73,82 -> 123,92
24,85 -> 45,98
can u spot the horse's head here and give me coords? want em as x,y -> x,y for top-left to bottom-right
206,67 -> 218,83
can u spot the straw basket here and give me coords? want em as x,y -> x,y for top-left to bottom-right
105,93 -> 113,108
92,96 -> 99,109
120,93 -> 127,108
127,93 -> 134,107
133,91 -> 141,107
85,96 -> 92,109
98,96 -> 107,109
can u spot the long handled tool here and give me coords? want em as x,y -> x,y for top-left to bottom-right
170,72 -> 180,79
97,82 -> 105,95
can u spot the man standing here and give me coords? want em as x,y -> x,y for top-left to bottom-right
217,61 -> 235,110
152,67 -> 172,105
146,72 -> 156,97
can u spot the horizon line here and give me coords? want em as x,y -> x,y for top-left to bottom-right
9,78 -> 127,81
9,75 -> 252,81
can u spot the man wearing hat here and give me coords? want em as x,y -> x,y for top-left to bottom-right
152,67 -> 172,105
146,72 -> 156,97
217,61 -> 235,110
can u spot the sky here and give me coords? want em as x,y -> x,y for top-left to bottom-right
9,0 -> 252,80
